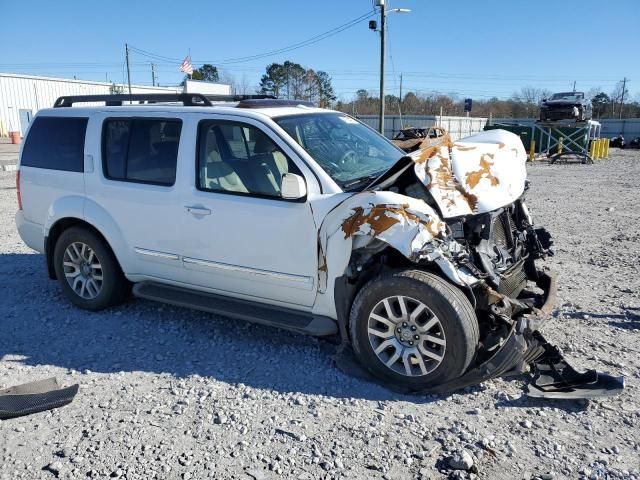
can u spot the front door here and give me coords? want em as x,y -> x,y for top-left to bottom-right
179,116 -> 319,308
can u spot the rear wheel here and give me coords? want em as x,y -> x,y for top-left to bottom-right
53,226 -> 130,311
349,270 -> 479,390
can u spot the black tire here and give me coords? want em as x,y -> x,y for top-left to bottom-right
349,270 -> 479,391
53,226 -> 130,311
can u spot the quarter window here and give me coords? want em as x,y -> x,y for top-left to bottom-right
197,121 -> 301,198
21,117 -> 88,172
103,118 -> 182,186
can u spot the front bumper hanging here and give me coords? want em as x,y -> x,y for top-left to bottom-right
424,270 -> 624,398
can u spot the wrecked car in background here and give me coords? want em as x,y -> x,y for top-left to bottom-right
391,126 -> 448,153
17,95 -> 622,398
539,91 -> 592,122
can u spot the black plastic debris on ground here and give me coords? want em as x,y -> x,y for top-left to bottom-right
0,377 -> 79,420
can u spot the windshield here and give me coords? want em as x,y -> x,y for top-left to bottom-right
550,92 -> 584,101
274,112 -> 404,188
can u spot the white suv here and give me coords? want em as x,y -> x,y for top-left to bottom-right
16,93 -> 556,392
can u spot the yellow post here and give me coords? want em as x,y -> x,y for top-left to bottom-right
589,140 -> 596,159
529,140 -> 535,162
597,139 -> 604,159
605,138 -> 610,158
557,137 -> 563,155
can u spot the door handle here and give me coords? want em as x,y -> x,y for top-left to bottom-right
185,206 -> 212,216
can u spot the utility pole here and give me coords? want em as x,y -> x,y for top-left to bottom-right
619,77 -> 627,119
572,80 -> 576,91
151,63 -> 156,87
399,73 -> 403,129
378,0 -> 386,135
125,43 -> 132,98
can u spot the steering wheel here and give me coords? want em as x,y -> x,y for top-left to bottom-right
339,150 -> 358,167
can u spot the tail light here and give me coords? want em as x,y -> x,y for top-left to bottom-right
16,170 -> 22,210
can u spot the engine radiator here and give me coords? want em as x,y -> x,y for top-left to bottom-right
498,259 -> 528,298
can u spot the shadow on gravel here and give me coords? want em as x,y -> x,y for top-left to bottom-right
610,307 -> 640,330
563,310 -> 640,330
0,253 -> 436,403
492,378 -> 589,412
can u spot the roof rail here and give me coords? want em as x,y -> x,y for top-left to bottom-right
53,93 -> 277,108
236,99 -> 315,109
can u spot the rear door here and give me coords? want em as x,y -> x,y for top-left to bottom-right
84,112 -> 188,279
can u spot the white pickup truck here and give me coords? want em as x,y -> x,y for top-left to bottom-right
16,93 -> 619,396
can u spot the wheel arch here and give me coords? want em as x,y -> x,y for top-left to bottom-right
332,240 -> 460,343
45,217 -> 125,280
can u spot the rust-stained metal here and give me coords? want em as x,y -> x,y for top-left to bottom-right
341,203 -> 444,240
410,129 -> 528,218
465,155 -> 500,189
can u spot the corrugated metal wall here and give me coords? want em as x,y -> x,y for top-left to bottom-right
0,73 -> 181,136
358,114 -> 640,141
356,115 -> 488,140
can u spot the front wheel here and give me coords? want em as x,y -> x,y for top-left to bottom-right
349,270 -> 479,391
53,226 -> 130,311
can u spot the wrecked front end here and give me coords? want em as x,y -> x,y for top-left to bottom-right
326,129 -> 622,398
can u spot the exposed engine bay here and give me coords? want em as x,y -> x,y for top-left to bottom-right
329,129 -> 623,398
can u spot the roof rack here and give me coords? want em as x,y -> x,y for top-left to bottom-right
53,93 -> 277,108
236,99 -> 315,109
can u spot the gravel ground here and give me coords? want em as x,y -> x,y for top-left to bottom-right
1,150 -> 639,480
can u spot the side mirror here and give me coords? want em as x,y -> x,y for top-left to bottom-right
281,173 -> 307,200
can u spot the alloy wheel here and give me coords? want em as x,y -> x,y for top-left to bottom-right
62,242 -> 104,300
367,295 -> 446,376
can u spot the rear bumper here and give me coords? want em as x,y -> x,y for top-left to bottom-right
15,211 -> 44,253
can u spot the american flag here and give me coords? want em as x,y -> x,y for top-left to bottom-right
179,55 -> 193,75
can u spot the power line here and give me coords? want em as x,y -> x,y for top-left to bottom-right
127,9 -> 375,66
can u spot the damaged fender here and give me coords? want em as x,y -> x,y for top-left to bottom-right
316,191 -> 478,307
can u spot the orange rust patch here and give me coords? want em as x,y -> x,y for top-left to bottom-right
453,144 -> 477,151
341,204 -> 443,240
414,145 -> 440,165
465,155 -> 499,189
425,150 -> 479,213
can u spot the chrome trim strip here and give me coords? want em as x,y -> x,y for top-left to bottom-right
182,257 -> 313,287
134,247 -> 180,261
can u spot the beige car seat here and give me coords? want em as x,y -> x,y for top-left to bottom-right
202,129 -> 249,193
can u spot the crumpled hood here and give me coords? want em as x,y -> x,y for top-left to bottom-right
412,129 -> 527,218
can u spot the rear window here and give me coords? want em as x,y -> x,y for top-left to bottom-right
103,118 -> 182,186
20,117 -> 88,172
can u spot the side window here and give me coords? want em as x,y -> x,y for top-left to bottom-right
103,118 -> 182,186
197,120 -> 301,198
21,117 -> 88,172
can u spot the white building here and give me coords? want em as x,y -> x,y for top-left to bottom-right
0,73 -> 231,137
183,79 -> 231,96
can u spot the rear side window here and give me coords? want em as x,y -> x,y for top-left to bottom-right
103,118 -> 182,186
21,117 -> 88,172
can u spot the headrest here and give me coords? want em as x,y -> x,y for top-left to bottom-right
253,131 -> 277,154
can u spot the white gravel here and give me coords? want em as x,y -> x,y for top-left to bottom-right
1,150 -> 639,479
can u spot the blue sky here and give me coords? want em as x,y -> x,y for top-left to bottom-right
1,0 -> 638,101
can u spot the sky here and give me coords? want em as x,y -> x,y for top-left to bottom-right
1,0 -> 639,102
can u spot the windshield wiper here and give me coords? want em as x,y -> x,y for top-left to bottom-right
342,172 -> 383,191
